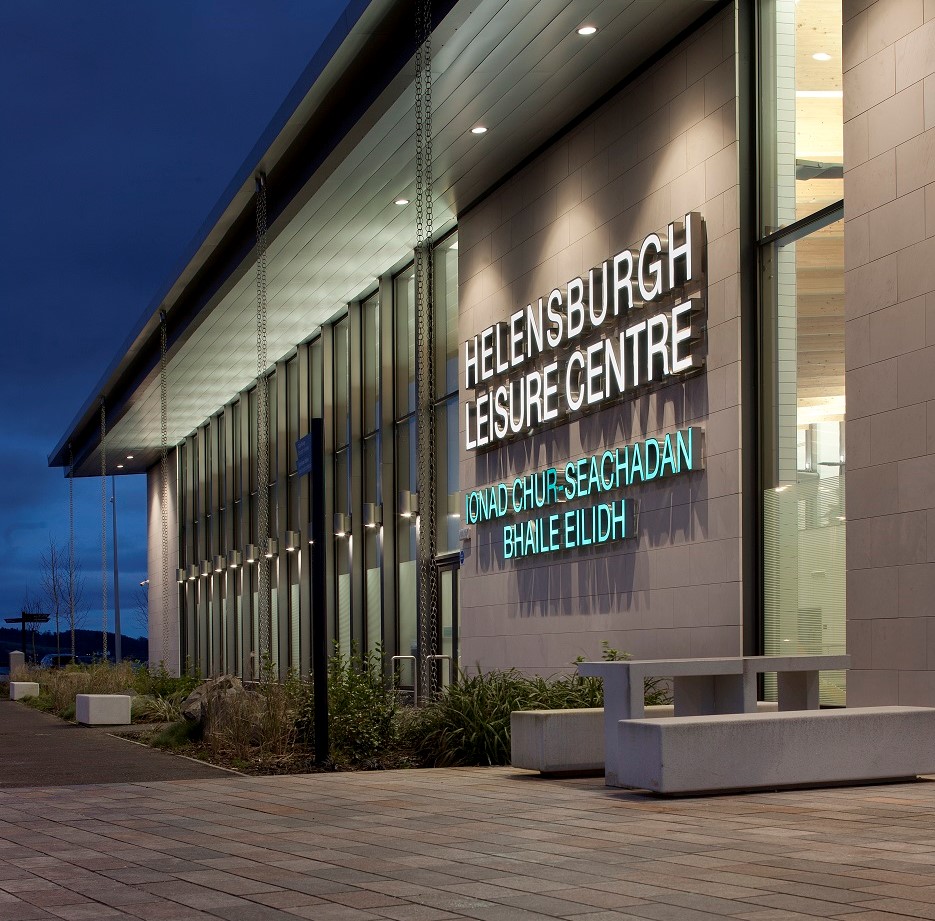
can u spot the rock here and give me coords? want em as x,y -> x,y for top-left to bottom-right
181,675 -> 245,723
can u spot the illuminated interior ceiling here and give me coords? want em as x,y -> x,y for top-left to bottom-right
795,0 -> 843,423
52,0 -> 725,478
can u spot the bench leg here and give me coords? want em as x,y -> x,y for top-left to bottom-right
674,674 -> 746,716
778,670 -> 819,710
603,669 -> 642,787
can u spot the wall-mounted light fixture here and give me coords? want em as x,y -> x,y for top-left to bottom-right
213,555 -> 226,572
227,549 -> 243,569
363,503 -> 383,529
399,490 -> 419,519
334,512 -> 351,538
187,564 -> 198,582
306,524 -> 315,546
285,531 -> 301,552
176,568 -> 186,584
265,538 -> 279,558
245,544 -> 259,564
200,560 -> 212,578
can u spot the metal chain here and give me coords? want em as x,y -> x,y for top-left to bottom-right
415,0 -> 438,699
68,444 -> 75,662
100,398 -> 108,659
255,174 -> 272,678
160,311 -> 170,668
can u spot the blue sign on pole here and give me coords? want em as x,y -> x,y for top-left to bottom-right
295,434 -> 313,477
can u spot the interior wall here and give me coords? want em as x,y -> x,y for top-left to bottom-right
457,9 -> 744,674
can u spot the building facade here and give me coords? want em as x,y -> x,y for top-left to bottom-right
50,0 -> 935,706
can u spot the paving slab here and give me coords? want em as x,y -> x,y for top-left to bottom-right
0,700 -> 229,786
1,760 -> 935,918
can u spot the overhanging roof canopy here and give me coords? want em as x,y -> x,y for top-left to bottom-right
50,0 -> 724,477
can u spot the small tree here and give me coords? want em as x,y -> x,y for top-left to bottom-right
40,535 -> 87,661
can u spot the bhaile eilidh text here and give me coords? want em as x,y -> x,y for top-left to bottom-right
464,213 -> 706,452
463,428 -> 703,560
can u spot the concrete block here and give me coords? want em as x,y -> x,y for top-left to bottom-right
75,695 -> 131,726
615,706 -> 935,793
510,705 -> 679,774
8,652 -> 24,674
10,682 -> 39,701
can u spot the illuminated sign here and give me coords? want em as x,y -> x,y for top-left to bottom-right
464,428 -> 703,560
464,213 -> 706,452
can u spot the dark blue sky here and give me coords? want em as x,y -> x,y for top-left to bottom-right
0,2 -> 341,638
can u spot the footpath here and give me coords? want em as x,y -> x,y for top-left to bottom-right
0,699 -> 228,787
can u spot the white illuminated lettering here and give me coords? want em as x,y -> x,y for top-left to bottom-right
546,289 -> 564,347
480,326 -> 494,381
494,322 -> 510,375
510,311 -> 524,366
671,301 -> 696,373
626,321 -> 647,387
566,351 -> 585,411
542,361 -> 560,421
668,213 -> 698,287
566,277 -> 585,340
646,314 -> 669,381
613,250 -> 634,314
586,341 -> 604,405
465,336 -> 479,389
526,300 -> 544,358
589,262 -> 609,326
638,233 -> 665,302
493,385 -> 509,439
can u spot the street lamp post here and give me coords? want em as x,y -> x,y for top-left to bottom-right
111,476 -> 122,663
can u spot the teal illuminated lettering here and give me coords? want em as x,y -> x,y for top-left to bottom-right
644,438 -> 660,480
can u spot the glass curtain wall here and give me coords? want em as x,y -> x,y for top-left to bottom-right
362,292 -> 383,656
394,266 -> 418,681
760,0 -> 845,703
175,233 -> 458,683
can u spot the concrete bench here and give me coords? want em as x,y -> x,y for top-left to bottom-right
9,682 -> 39,701
510,705 -> 679,774
743,655 -> 849,711
578,655 -> 851,785
510,702 -> 779,774
615,706 -> 935,794
75,694 -> 131,726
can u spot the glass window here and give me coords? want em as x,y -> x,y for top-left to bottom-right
395,417 -> 417,667
363,293 -> 380,435
395,266 -> 416,417
286,357 -> 298,474
761,219 -> 845,705
363,434 -> 381,654
248,388 -> 257,495
436,397 -> 460,554
334,318 -> 350,449
335,448 -> 351,657
267,370 -> 277,483
310,337 -> 323,419
760,0 -> 843,234
435,234 -> 459,399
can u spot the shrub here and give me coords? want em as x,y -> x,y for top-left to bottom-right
296,645 -> 397,767
132,692 -> 185,723
152,720 -> 202,749
197,670 -> 304,766
408,642 -> 672,768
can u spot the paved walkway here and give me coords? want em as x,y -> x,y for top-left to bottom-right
0,765 -> 934,920
0,700 -> 228,787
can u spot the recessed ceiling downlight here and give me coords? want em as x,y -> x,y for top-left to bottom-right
577,25 -> 597,35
